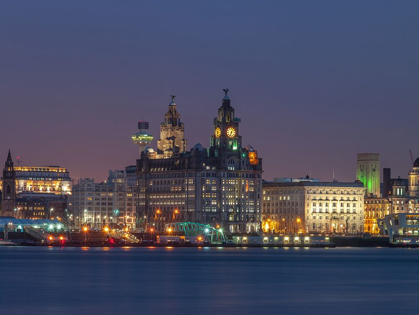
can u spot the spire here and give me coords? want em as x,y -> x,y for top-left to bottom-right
3,150 -> 15,179
6,150 -> 13,167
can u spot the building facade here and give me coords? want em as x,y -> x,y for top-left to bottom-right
137,91 -> 263,233
365,174 -> 419,234
262,181 -> 365,234
156,96 -> 187,158
357,153 -> 380,197
69,167 -> 137,230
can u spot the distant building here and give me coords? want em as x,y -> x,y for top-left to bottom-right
137,91 -> 263,233
357,153 -> 380,197
262,181 -> 365,234
69,167 -> 137,229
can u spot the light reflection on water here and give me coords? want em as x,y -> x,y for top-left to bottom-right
0,247 -> 418,315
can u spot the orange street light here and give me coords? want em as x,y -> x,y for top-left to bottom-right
83,227 -> 88,232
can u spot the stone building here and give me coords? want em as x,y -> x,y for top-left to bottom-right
137,90 -> 263,233
69,167 -> 137,230
262,181 -> 365,234
365,163 -> 419,234
156,96 -> 187,158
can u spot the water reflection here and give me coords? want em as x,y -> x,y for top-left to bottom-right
0,247 -> 418,315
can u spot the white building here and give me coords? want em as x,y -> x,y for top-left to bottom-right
262,181 -> 365,234
69,166 -> 137,230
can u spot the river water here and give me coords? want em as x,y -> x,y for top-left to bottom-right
0,246 -> 418,315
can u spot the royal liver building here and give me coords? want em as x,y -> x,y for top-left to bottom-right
136,90 -> 263,233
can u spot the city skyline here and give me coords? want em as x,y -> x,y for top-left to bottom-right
1,1 -> 418,182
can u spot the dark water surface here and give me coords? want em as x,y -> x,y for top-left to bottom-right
0,247 -> 418,315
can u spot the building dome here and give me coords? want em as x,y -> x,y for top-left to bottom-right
414,157 -> 419,168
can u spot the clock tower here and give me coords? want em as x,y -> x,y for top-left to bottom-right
210,89 -> 242,152
1,150 -> 16,217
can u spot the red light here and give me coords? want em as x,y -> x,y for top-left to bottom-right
60,240 -> 65,245
109,238 -> 115,244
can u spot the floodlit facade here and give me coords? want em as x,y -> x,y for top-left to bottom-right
0,165 -> 72,196
408,157 -> 419,197
137,91 -> 263,233
357,153 -> 380,197
262,181 -> 365,234
69,167 -> 137,230
365,175 -> 419,234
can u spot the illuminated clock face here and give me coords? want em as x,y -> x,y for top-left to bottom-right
215,127 -> 221,138
227,127 -> 236,138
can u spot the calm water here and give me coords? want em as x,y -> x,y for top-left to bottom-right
0,247 -> 418,315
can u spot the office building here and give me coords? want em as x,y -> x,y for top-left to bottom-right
137,91 -> 263,233
69,167 -> 137,229
262,181 -> 365,234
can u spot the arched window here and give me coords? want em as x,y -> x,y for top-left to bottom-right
6,184 -> 11,194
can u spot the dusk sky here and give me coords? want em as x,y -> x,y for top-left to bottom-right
1,1 -> 418,182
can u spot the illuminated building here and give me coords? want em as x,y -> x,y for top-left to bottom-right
365,170 -> 419,234
357,153 -> 380,197
69,167 -> 137,230
15,197 -> 47,220
378,213 -> 419,244
262,181 -> 365,234
408,157 -> 419,197
1,150 -> 16,216
132,121 -> 154,158
1,151 -> 71,219
137,90 -> 263,233
364,198 -> 390,234
156,95 -> 187,158
13,165 -> 72,196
